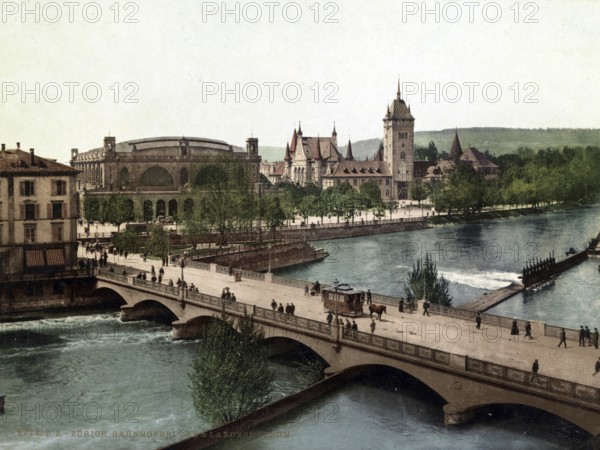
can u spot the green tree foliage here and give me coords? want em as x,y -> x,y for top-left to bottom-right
359,180 -> 383,209
100,195 -> 134,231
113,228 -> 139,253
189,314 -> 274,425
414,141 -> 438,162
409,180 -> 429,208
83,197 -> 101,223
404,254 -> 452,306
183,207 -> 208,250
145,225 -> 169,257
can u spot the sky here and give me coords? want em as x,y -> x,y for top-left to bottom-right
1,0 -> 599,164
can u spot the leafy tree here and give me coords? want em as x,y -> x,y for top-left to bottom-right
145,225 -> 169,257
83,196 -> 101,223
113,228 -> 139,254
183,207 -> 208,251
359,180 -> 383,209
404,254 -> 452,306
101,195 -> 134,231
189,314 -> 274,425
414,141 -> 438,162
409,180 -> 429,208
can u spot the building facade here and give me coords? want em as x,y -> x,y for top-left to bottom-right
0,144 -> 80,309
264,86 -> 418,200
71,136 -> 261,221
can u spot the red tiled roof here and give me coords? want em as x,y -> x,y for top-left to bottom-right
0,149 -> 78,175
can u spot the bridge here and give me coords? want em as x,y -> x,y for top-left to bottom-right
94,264 -> 600,436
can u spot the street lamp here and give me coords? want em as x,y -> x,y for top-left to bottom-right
180,257 -> 186,285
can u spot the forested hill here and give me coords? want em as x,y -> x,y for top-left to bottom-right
259,128 -> 600,162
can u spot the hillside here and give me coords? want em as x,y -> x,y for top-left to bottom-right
259,128 -> 600,162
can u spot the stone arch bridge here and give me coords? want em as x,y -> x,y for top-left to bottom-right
95,271 -> 600,436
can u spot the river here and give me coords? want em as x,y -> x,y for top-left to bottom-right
1,204 -> 598,449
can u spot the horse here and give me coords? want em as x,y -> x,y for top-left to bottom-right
369,304 -> 387,320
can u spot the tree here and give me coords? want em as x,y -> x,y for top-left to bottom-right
409,180 -> 429,208
359,180 -> 383,210
83,196 -> 101,223
101,194 -> 134,231
145,224 -> 169,257
183,206 -> 208,251
404,254 -> 452,306
113,228 -> 139,254
189,314 -> 274,425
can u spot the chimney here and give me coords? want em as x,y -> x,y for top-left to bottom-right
16,142 -> 20,149
30,148 -> 35,165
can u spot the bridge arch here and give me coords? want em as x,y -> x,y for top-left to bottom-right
121,299 -> 181,324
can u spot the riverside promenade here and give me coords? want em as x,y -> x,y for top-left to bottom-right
86,246 -> 600,392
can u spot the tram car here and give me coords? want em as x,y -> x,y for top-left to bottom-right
322,284 -> 364,317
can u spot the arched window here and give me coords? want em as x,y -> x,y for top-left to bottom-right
183,198 -> 194,214
140,167 -> 174,187
168,199 -> 178,217
400,152 -> 406,160
156,200 -> 166,218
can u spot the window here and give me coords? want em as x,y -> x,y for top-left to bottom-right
26,282 -> 43,297
386,189 -> 390,197
51,223 -> 64,242
20,180 -> 35,196
52,202 -> 64,219
25,204 -> 37,220
53,180 -> 67,196
400,152 -> 406,160
24,225 -> 36,243
353,179 -> 357,186
378,179 -> 382,185
386,179 -> 390,186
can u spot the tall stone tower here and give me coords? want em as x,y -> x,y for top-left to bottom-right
383,82 -> 415,200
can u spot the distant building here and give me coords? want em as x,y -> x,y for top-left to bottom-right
71,136 -> 261,221
267,85 -> 432,200
0,143 -> 80,310
424,131 -> 499,182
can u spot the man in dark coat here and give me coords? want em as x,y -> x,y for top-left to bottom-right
271,299 -> 277,311
558,328 -> 567,348
475,313 -> 481,330
579,326 -> 585,347
531,359 -> 540,382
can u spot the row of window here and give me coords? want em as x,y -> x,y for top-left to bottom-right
398,131 -> 410,139
23,223 -> 64,243
19,180 -> 67,197
20,202 -> 66,221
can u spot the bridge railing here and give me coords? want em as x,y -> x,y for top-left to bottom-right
466,357 -> 600,406
341,328 -> 453,367
185,260 -> 211,272
97,269 -> 129,283
271,275 -> 310,290
254,306 -> 333,337
216,265 -> 230,275
132,277 -> 180,296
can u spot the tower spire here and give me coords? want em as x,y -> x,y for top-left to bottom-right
284,142 -> 292,161
314,136 -> 323,160
298,121 -> 302,136
397,78 -> 401,99
345,139 -> 354,161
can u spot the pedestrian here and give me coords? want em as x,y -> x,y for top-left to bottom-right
351,320 -> 358,337
475,312 -> 481,330
370,319 -> 376,334
124,251 -> 128,260
579,326 -> 585,347
345,319 -> 351,336
525,321 -> 533,340
158,274 -> 162,284
285,303 -> 291,314
422,300 -> 430,317
271,299 -> 277,311
531,359 -> 540,382
277,303 -> 284,313
305,285 -> 309,296
585,326 -> 592,346
594,357 -> 600,376
326,310 -> 333,325
151,265 -> 156,276
398,299 -> 404,313
367,289 -> 372,305
510,319 -> 519,339
558,328 -> 567,348
594,328 -> 599,349
231,293 -> 236,302
290,303 -> 295,315
159,267 -> 164,276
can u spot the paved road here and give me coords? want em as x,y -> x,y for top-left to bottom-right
84,246 -> 600,389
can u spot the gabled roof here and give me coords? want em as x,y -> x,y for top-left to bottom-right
460,147 -> 498,169
272,161 -> 286,176
0,149 -> 78,175
345,140 -> 354,161
298,136 -> 342,162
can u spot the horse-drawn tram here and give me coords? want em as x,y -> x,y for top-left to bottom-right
322,284 -> 364,317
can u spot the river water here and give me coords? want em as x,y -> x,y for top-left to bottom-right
1,204 -> 599,449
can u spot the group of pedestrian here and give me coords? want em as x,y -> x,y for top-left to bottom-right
270,300 -> 294,315
579,326 -> 599,349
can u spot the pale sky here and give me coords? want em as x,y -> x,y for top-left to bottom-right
1,0 -> 599,164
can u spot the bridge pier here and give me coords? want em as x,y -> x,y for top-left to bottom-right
443,403 -> 476,427
120,305 -> 144,322
172,320 -> 203,340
